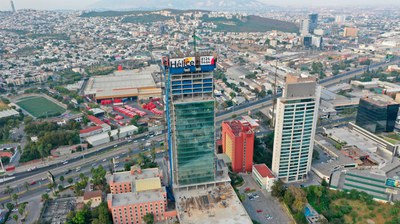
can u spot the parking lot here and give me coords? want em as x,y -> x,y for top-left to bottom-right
239,174 -> 293,224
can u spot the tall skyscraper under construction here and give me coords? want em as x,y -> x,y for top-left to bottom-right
163,53 -> 217,187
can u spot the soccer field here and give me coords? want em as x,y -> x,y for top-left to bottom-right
16,96 -> 65,118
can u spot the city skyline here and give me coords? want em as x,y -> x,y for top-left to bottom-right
1,0 -> 400,11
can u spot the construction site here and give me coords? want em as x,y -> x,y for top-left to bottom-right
175,185 -> 252,224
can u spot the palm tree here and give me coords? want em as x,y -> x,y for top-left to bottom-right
11,193 -> 18,206
59,175 -> 65,184
12,214 -> 18,223
24,182 -> 30,192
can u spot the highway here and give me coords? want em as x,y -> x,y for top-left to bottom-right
0,57 -> 397,202
215,57 -> 400,121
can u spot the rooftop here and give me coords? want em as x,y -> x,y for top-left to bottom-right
362,94 -> 398,106
253,164 -> 275,178
175,185 -> 252,224
223,120 -> 253,136
80,125 -> 102,134
107,187 -> 166,207
87,115 -> 104,125
83,190 -> 102,200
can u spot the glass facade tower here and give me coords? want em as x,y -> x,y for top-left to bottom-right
164,55 -> 217,187
272,75 -> 320,183
355,95 -> 399,133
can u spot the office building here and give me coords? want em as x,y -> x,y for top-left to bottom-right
272,74 -> 320,183
312,36 -> 323,49
343,27 -> 358,37
10,0 -> 16,13
165,54 -> 217,187
300,19 -> 310,36
221,120 -> 254,173
308,13 -> 318,33
355,94 -> 399,133
335,15 -> 346,24
107,166 -> 176,224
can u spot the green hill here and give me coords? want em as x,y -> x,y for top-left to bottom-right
206,15 -> 298,33
80,9 -> 298,33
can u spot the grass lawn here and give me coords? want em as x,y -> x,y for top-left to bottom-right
16,96 -> 65,118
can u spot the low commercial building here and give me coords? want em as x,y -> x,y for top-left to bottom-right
86,125 -> 138,146
84,69 -> 161,101
107,166 -> 176,224
79,126 -> 103,138
252,164 -> 276,192
83,190 -> 102,208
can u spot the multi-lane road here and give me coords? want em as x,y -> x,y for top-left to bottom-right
1,57 -> 398,203
215,57 -> 400,122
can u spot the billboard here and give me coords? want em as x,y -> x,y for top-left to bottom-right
385,178 -> 400,188
169,57 -> 195,68
200,56 -> 215,66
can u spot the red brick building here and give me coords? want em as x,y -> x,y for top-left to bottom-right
221,120 -> 254,173
107,166 -> 176,224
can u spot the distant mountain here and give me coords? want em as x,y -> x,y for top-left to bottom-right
87,0 -> 275,11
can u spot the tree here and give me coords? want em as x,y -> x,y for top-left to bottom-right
287,186 -> 307,213
3,186 -> 13,199
11,193 -> 18,206
321,179 -> 329,188
24,182 -> 30,192
60,175 -> 65,183
91,165 -> 107,190
150,141 -> 156,163
117,128 -> 120,139
143,213 -> 155,224
271,179 -> 286,198
68,177 -> 74,184
107,131 -> 111,141
6,202 -> 14,211
314,187 -> 322,205
18,203 -> 26,216
42,193 -> 50,201
12,214 -> 18,223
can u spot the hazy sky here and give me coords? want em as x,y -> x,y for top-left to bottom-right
1,0 -> 400,11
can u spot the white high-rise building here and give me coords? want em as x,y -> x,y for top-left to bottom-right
272,74 -> 320,183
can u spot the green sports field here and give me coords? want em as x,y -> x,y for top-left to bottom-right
16,96 -> 65,118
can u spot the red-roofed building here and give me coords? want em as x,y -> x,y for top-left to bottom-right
87,115 -> 104,125
79,126 -> 103,138
83,190 -> 102,208
252,164 -> 276,192
222,120 -> 254,173
0,151 -> 13,158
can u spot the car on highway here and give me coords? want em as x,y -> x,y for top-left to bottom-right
134,140 -> 138,143
256,210 -> 262,213
62,160 -> 68,165
102,159 -> 107,162
75,167 -> 81,172
65,169 -> 72,175
115,156 -> 120,159
127,140 -> 132,143
30,181 -> 36,185
114,145 -> 118,148
92,163 -> 97,167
